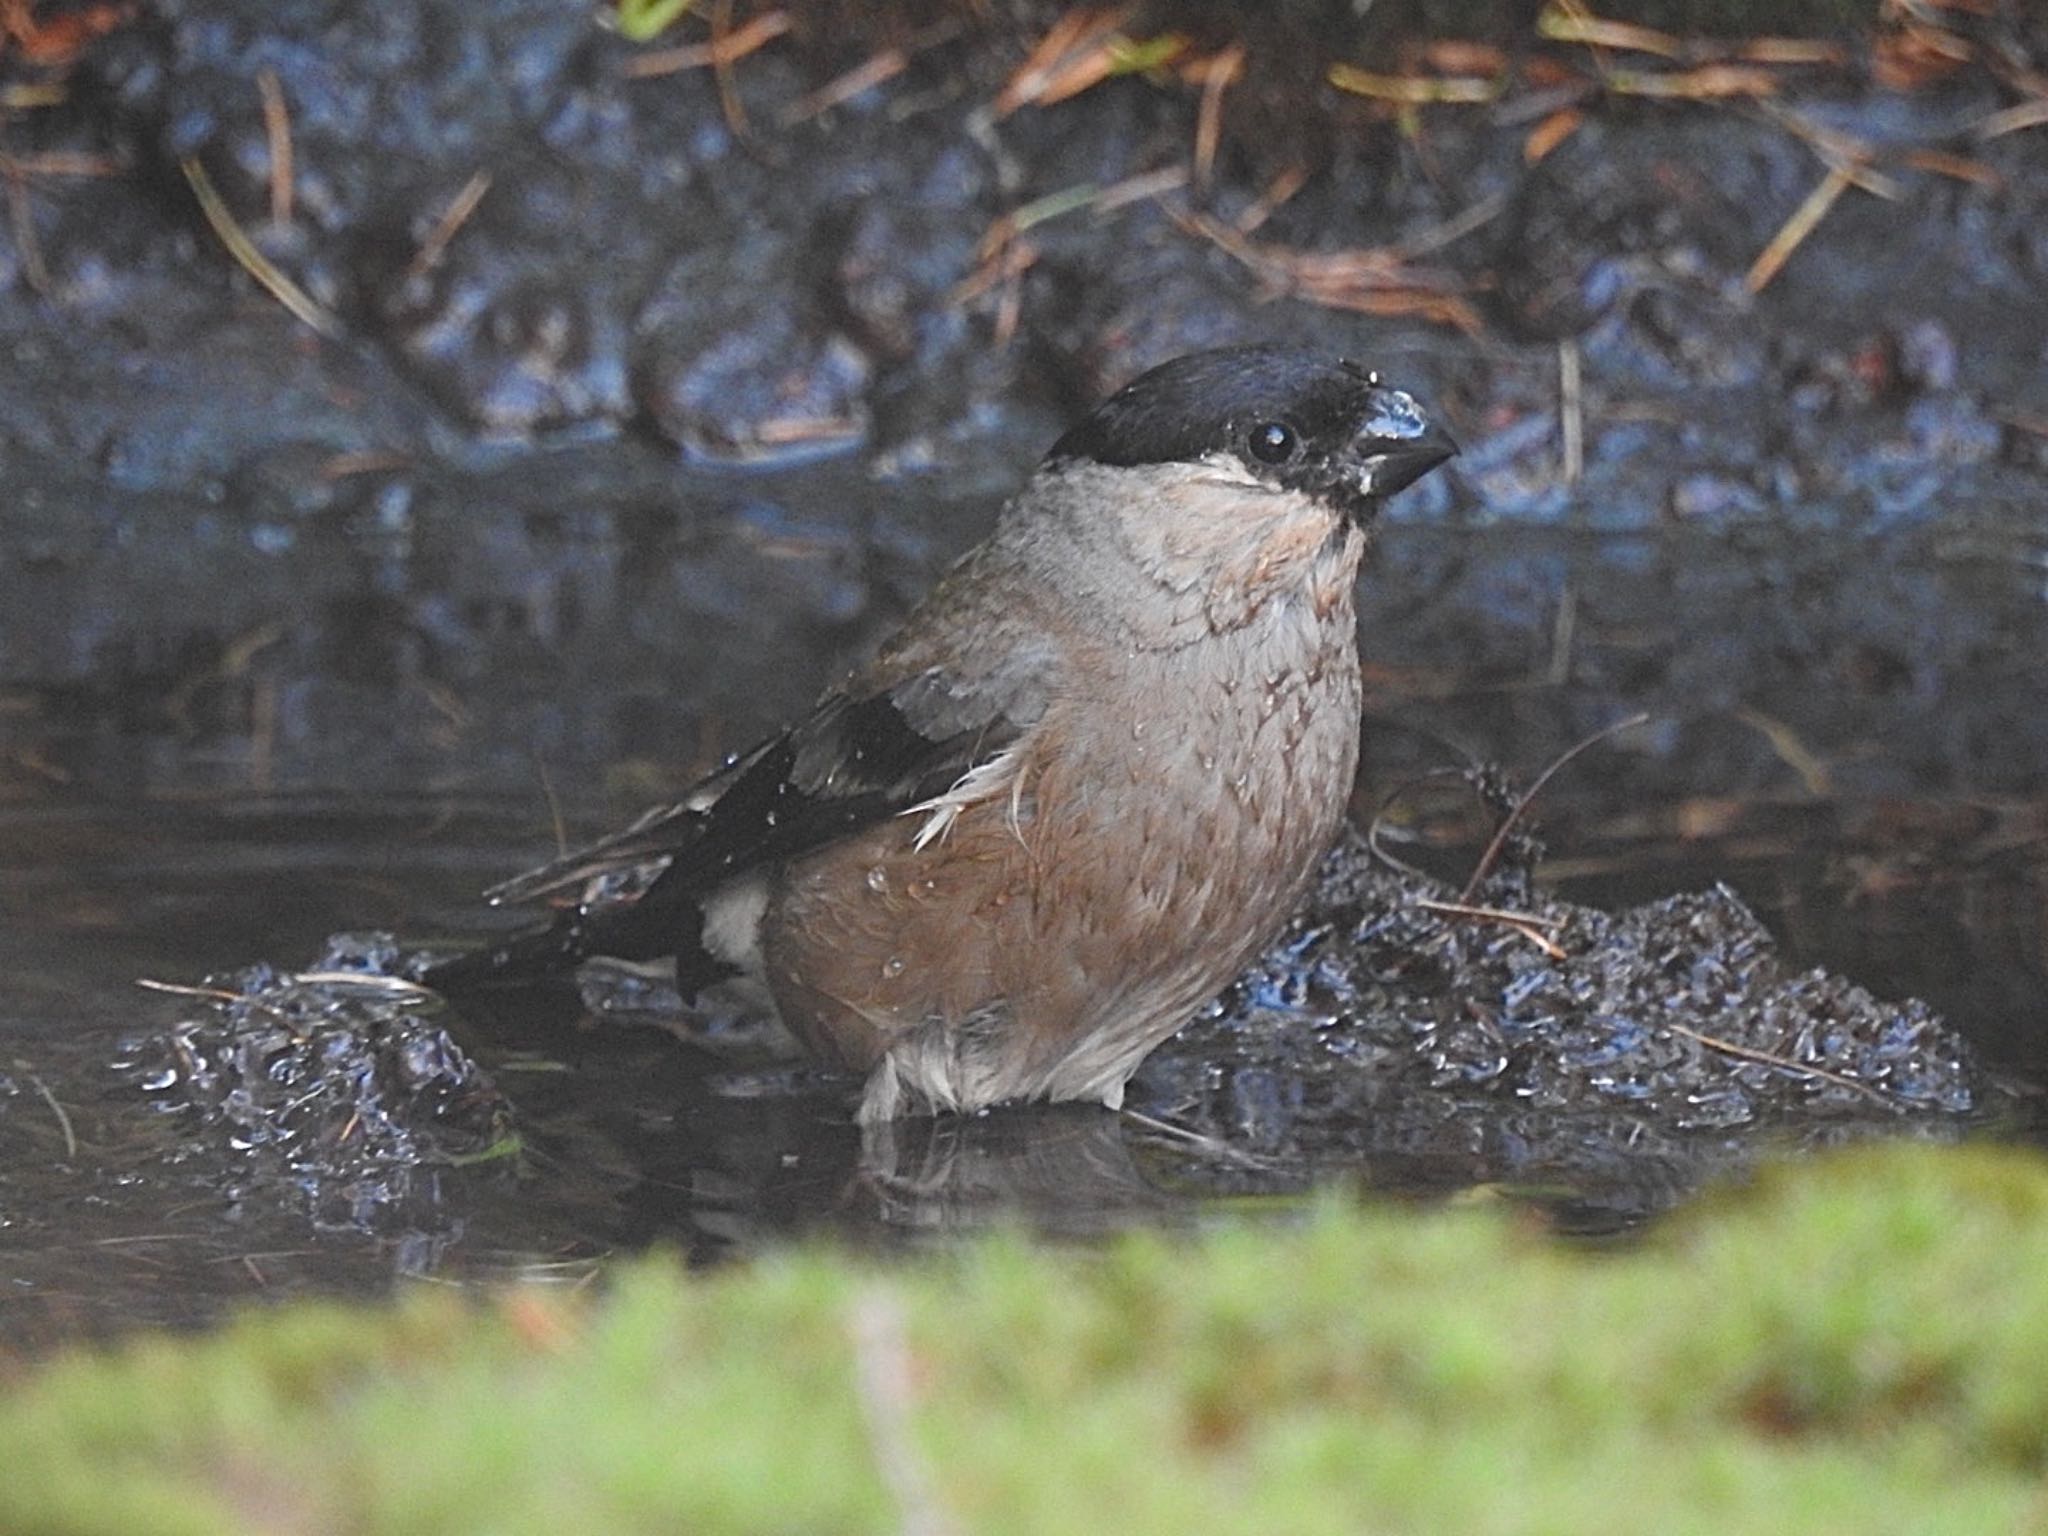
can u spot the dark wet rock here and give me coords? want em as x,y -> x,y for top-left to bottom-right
825,195 -> 980,368
1214,831 -> 1975,1127
1893,317 -> 1959,395
1118,831 -> 1981,1222
120,932 -> 514,1232
86,2 -> 676,435
1899,393 -> 2003,465
95,2 -> 602,242
0,0 -> 2030,555
1489,117 -> 1750,346
1031,233 -> 1276,410
636,259 -> 873,462
371,154 -> 650,437
1666,471 -> 1770,523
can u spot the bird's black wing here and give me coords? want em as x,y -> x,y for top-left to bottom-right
425,658 -> 1045,992
497,681 -> 1029,907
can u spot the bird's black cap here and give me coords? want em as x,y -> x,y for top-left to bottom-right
1047,344 -> 1455,513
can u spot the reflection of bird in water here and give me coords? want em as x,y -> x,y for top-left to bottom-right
854,1107 -> 1183,1235
428,346 -> 1455,1123
612,1099 -> 1196,1257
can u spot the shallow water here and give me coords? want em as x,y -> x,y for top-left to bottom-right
3,503 -> 2042,1345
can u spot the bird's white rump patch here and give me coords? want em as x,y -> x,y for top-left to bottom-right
700,872 -> 769,971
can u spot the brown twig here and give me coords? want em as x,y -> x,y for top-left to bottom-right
1178,211 -> 1483,334
256,68 -> 292,227
1458,712 -> 1650,902
783,15 -> 965,125
1234,165 -> 1305,235
319,450 -> 414,478
1412,898 -> 1569,959
1732,706 -> 1833,797
1605,63 -> 1779,99
1539,2 -> 1844,73
1760,104 -> 1901,197
0,150 -> 118,177
1190,43 -> 1243,188
136,978 -> 247,1006
1365,765 -> 1472,881
249,675 -> 277,791
0,142 -> 109,299
0,154 -> 48,294
1523,105 -> 1585,162
536,753 -> 569,860
1415,899 -> 1566,930
1538,2 -> 1685,59
1558,338 -> 1583,486
1327,64 -> 1501,105
1994,408 -> 2048,440
22,1069 -> 76,1158
710,0 -> 748,136
136,976 -> 307,1035
1392,191 -> 1508,261
181,155 -> 337,336
4,745 -> 73,786
620,7 -> 789,78
1971,97 -> 2048,140
995,4 -> 1136,117
1744,162 -> 1854,294
406,169 -> 492,281
290,972 -> 440,997
989,246 -> 1030,346
784,48 -> 905,123
1664,1022 -> 1895,1107
1546,583 -> 1578,688
1897,147 -> 2001,187
1738,38 -> 1846,67
956,169 -> 1185,344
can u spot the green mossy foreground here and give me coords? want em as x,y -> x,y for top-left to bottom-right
6,1143 -> 2047,1535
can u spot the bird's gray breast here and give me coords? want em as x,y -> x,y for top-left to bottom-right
1068,557 -> 1364,950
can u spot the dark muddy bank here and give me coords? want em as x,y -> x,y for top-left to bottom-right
2,1 -> 2045,1337
7,1 -> 2046,807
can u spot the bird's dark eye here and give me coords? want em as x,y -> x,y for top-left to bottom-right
1248,421 -> 1298,464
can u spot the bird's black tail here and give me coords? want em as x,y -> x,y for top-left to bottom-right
420,907 -> 613,991
421,895 -> 735,999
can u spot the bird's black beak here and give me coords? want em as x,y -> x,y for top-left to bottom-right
1371,422 -> 1459,498
1356,386 -> 1459,501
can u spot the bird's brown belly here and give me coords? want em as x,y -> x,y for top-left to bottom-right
758,666 -> 1358,1116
